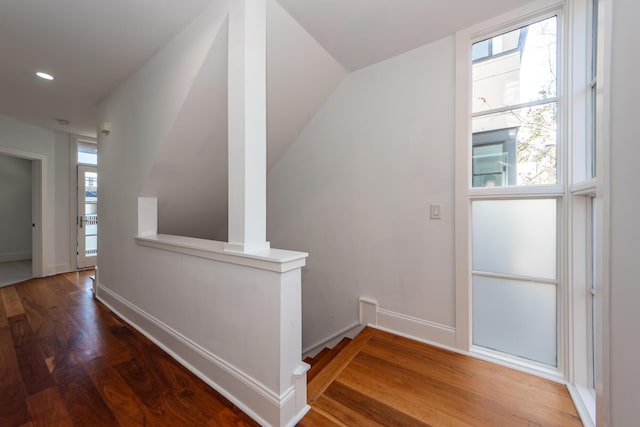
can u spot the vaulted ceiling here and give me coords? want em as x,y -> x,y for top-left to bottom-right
0,0 -> 535,138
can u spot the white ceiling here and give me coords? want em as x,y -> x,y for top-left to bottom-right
0,0 -> 535,138
0,0 -> 212,137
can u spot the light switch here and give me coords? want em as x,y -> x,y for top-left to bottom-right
430,203 -> 441,220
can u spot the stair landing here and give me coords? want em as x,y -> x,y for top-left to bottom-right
298,327 -> 583,426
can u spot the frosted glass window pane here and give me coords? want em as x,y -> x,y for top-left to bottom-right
78,152 -> 97,165
78,141 -> 97,165
85,203 -> 97,215
473,275 -> 556,365
472,199 -> 556,279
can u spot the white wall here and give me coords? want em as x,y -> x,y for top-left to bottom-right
138,0 -> 346,242
0,154 -> 32,261
54,132 -> 71,271
608,0 -> 640,424
267,37 -> 456,350
97,3 -> 309,425
0,114 -> 72,274
141,18 -> 229,240
98,0 -> 227,299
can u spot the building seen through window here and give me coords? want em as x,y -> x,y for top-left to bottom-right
472,17 -> 557,187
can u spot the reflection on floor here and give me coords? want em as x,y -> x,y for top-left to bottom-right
0,259 -> 32,288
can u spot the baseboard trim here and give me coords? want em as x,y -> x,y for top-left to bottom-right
96,282 -> 305,427
303,322 -> 365,358
359,297 -> 456,348
50,263 -> 73,275
567,383 -> 596,427
0,252 -> 31,263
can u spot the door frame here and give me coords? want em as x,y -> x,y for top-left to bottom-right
77,165 -> 98,268
0,146 -> 46,277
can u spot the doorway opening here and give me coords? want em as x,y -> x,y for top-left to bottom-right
77,165 -> 98,268
76,139 -> 98,269
0,153 -> 32,286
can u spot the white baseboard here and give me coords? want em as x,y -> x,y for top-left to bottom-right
359,297 -> 457,348
49,263 -> 73,275
96,282 -> 306,427
567,383 -> 596,427
302,322 -> 365,359
0,252 -> 31,263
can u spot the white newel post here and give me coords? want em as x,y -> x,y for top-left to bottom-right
223,1 -> 310,425
225,0 -> 270,254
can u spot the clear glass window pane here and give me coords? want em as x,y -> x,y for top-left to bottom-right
473,103 -> 557,186
472,16 -> 557,114
472,199 -> 557,280
491,28 -> 520,55
472,39 -> 491,61
473,275 -> 557,365
85,172 -> 97,201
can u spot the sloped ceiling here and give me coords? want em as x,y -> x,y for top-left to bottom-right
141,0 -> 347,239
276,0 -> 538,71
267,0 -> 347,169
141,19 -> 230,240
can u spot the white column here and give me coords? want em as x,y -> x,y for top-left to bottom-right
225,0 -> 270,253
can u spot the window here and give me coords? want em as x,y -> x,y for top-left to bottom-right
471,27 -> 527,62
587,0 -> 598,178
469,14 -> 561,368
472,198 -> 558,365
472,16 -> 558,188
78,140 -> 97,165
457,1 -> 606,424
472,128 -> 518,187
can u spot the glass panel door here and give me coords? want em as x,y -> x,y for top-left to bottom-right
77,165 -> 97,268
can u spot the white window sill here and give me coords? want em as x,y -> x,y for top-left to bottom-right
135,234 -> 308,273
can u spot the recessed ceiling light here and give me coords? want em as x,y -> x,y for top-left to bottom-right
36,71 -> 54,81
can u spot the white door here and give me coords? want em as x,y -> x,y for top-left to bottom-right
77,165 -> 98,268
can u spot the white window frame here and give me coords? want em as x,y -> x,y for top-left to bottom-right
455,0 -> 566,377
70,135 -> 98,270
456,1 -> 610,426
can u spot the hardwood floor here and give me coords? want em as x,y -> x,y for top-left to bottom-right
300,327 -> 583,427
1,271 -> 583,426
0,270 -> 258,427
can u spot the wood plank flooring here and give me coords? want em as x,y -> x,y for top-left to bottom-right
0,271 -> 258,427
299,327 -> 583,427
1,271 -> 583,426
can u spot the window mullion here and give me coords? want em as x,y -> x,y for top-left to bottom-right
472,97 -> 558,118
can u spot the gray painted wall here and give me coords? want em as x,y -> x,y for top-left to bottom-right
0,154 -> 32,261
